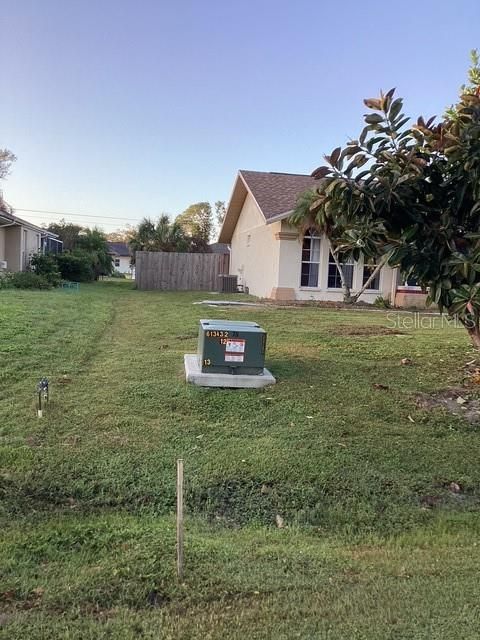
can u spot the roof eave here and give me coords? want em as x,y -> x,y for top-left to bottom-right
218,172 -> 249,243
265,209 -> 294,224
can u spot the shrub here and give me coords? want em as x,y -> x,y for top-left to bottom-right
374,295 -> 391,309
8,271 -> 52,289
56,251 -> 94,282
111,270 -> 127,279
0,272 -> 13,289
29,253 -> 61,286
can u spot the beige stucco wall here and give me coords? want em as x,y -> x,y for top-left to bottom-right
4,226 -> 21,271
23,228 -> 41,269
230,202 -> 396,302
229,193 -> 281,298
1,225 -> 41,271
276,221 -> 396,302
0,228 -> 5,263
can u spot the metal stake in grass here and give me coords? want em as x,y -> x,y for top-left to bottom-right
176,458 -> 184,581
36,377 -> 49,418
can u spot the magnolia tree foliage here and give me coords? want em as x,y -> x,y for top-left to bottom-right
290,52 -> 480,347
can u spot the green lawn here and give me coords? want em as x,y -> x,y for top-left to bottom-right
1,282 -> 480,639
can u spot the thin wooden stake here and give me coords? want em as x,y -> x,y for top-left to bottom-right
176,458 -> 184,581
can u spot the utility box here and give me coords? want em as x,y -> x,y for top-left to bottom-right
197,319 -> 266,375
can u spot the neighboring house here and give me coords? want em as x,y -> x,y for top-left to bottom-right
107,242 -> 134,277
218,170 -> 425,306
208,242 -> 230,255
0,202 -> 62,272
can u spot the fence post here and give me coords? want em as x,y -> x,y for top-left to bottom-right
176,458 -> 184,580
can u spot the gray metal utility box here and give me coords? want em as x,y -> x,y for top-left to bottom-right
197,319 -> 267,375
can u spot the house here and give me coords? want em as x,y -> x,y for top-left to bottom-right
208,242 -> 230,255
107,242 -> 134,276
218,170 -> 425,306
0,201 -> 62,272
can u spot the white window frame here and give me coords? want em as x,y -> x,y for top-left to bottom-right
300,228 -> 321,288
362,260 -> 381,292
397,276 -> 422,292
327,251 -> 354,290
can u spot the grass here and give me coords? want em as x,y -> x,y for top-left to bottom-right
1,281 -> 480,638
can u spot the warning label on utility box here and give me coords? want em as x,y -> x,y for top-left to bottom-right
225,339 -> 245,363
225,354 -> 244,362
225,339 -> 245,353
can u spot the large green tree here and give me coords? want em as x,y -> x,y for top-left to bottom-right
291,52 -> 480,348
46,220 -> 83,251
45,221 -> 113,280
76,228 -> 113,278
128,215 -> 190,259
175,202 -> 213,246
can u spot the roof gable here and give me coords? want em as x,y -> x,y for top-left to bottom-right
218,170 -> 317,243
239,170 -> 317,221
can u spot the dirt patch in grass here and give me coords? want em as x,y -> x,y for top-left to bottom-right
333,326 -> 406,337
415,387 -> 480,424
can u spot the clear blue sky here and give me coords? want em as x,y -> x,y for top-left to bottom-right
2,0 -> 479,232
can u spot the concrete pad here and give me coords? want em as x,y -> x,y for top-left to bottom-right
184,354 -> 276,388
192,300 -> 264,307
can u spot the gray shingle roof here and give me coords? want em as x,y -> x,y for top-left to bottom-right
107,242 -> 130,256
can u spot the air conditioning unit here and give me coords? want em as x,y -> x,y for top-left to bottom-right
0,260 -> 7,270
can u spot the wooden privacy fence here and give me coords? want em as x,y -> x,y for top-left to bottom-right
136,251 -> 229,291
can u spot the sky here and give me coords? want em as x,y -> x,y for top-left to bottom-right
2,0 -> 479,233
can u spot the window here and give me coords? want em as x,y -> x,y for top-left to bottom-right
362,262 -> 380,290
300,229 -> 321,287
328,252 -> 353,289
114,258 -> 120,267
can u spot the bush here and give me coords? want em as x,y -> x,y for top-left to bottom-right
374,295 -> 391,309
7,271 -> 52,289
56,251 -> 94,282
111,270 -> 127,279
0,272 -> 13,289
29,253 -> 61,286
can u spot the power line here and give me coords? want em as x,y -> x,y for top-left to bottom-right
17,214 -> 137,228
15,207 -> 145,222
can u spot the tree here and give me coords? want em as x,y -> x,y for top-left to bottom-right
176,202 -> 213,245
215,200 -> 226,227
45,221 -> 113,280
128,215 -> 190,261
0,148 -> 16,180
76,227 -> 113,278
46,220 -> 83,251
106,226 -> 136,242
290,51 -> 480,348
291,190 -> 387,303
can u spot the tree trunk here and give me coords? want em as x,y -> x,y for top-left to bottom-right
331,251 -> 352,302
458,314 -> 480,349
466,325 -> 480,349
350,255 -> 389,303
